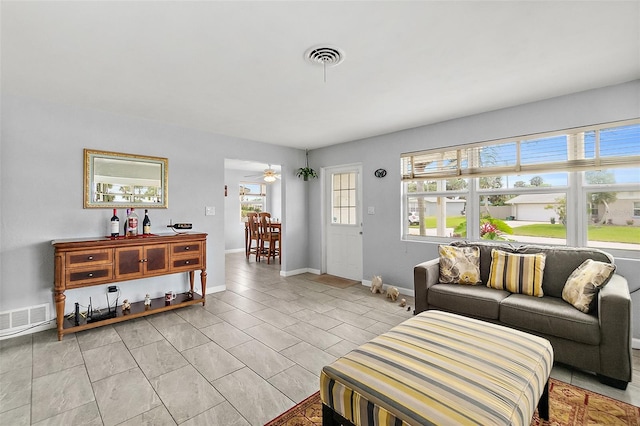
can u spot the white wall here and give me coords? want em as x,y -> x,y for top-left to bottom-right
224,169 -> 246,252
310,80 -> 640,341
0,94 -> 309,318
1,82 -> 638,344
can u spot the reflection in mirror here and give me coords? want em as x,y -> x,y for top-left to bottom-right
84,149 -> 168,208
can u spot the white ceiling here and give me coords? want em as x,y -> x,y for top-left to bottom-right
225,159 -> 281,174
2,1 -> 639,149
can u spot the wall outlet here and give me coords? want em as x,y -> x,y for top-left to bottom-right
205,206 -> 215,216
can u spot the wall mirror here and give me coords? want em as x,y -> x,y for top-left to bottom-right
84,149 -> 168,208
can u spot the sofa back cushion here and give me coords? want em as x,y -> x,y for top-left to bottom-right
516,245 -> 613,298
450,242 -> 614,299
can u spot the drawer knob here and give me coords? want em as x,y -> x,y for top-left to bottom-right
88,256 -> 94,260
185,260 -> 190,264
88,273 -> 93,277
185,246 -> 190,250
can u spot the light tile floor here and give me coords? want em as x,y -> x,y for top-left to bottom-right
0,252 -> 638,425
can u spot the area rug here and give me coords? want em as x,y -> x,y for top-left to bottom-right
314,274 -> 360,289
265,379 -> 640,426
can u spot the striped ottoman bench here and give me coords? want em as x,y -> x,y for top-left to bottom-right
320,310 -> 553,426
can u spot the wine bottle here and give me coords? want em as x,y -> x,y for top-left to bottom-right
143,209 -> 151,235
127,208 -> 139,236
124,209 -> 130,236
110,208 -> 119,237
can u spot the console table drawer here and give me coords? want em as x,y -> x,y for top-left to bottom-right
171,242 -> 201,256
171,256 -> 201,271
66,266 -> 114,287
66,250 -> 112,267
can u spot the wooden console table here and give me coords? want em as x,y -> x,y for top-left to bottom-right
52,232 -> 207,340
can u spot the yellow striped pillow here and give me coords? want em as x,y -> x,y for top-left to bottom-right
488,249 -> 546,297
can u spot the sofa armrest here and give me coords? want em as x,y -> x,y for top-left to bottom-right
414,259 -> 440,315
598,273 -> 632,383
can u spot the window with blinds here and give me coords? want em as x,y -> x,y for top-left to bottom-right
401,119 -> 640,252
401,119 -> 640,180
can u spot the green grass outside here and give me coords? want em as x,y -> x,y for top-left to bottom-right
409,216 -> 466,228
512,223 -> 640,244
410,218 -> 640,244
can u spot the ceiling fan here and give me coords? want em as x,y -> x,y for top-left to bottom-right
244,165 -> 281,183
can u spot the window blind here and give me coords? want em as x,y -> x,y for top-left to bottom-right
401,119 -> 640,181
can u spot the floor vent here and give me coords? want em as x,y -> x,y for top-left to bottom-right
0,304 -> 50,333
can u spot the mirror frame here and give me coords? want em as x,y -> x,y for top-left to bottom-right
84,149 -> 169,209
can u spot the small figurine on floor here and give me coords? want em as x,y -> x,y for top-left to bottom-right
121,299 -> 131,312
144,294 -> 151,310
399,298 -> 407,307
370,275 -> 383,294
386,286 -> 400,302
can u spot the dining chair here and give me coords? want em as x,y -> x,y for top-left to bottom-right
258,212 -> 271,222
259,214 -> 280,264
246,213 -> 261,261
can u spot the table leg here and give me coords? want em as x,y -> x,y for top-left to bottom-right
245,224 -> 250,258
200,270 -> 207,306
54,290 -> 66,341
189,270 -> 195,293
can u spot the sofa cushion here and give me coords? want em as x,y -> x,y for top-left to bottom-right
428,283 -> 510,320
500,294 -> 600,345
516,245 -> 613,298
488,250 -> 546,297
438,245 -> 481,285
562,259 -> 616,313
451,241 -> 517,285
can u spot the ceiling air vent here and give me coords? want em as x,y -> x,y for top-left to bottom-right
305,46 -> 345,67
305,45 -> 345,82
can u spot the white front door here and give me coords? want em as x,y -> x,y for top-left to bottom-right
324,164 -> 363,281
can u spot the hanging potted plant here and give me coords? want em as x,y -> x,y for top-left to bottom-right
296,149 -> 318,181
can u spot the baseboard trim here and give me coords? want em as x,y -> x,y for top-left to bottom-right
206,284 -> 226,294
0,320 -> 56,340
280,268 -> 320,277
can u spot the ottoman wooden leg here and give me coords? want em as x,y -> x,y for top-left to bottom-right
322,403 -> 356,426
537,379 -> 549,420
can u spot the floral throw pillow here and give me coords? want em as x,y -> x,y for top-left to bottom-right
562,259 -> 616,313
439,245 -> 481,285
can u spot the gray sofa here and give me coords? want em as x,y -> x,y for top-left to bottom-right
414,241 -> 632,389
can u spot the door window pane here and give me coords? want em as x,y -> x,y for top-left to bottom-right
332,172 -> 357,224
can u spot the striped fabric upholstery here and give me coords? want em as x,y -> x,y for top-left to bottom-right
488,250 -> 546,297
320,311 -> 553,426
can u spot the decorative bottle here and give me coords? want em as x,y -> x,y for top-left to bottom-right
124,208 -> 130,235
127,208 -> 139,236
143,209 -> 151,235
110,208 -> 119,237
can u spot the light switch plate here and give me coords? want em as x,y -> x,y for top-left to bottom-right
205,206 -> 215,216
367,206 -> 375,215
